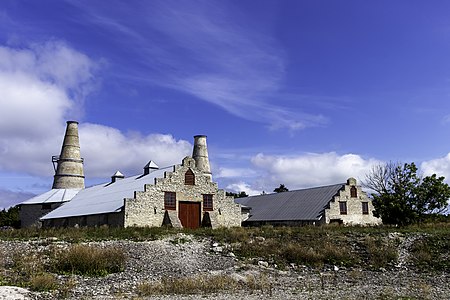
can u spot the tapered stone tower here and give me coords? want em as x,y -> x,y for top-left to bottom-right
192,135 -> 212,180
52,121 -> 85,189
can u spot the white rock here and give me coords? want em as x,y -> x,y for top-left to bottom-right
258,260 -> 269,267
0,286 -> 30,300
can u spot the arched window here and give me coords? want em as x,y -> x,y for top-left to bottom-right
185,169 -> 195,185
350,186 -> 357,198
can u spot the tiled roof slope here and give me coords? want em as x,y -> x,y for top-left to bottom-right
235,183 -> 345,221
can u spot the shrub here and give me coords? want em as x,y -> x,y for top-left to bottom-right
410,235 -> 450,271
51,244 -> 126,276
364,236 -> 398,269
29,273 -> 58,291
10,251 -> 46,286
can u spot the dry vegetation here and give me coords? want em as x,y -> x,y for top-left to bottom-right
0,223 -> 449,298
0,243 -> 126,292
50,244 -> 126,276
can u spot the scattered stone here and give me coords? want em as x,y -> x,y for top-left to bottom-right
0,234 -> 449,300
258,260 -> 269,268
255,236 -> 265,242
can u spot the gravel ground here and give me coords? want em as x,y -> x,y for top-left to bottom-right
0,233 -> 449,299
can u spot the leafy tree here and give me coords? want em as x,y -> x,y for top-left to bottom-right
226,191 -> 248,198
0,205 -> 20,228
364,162 -> 450,226
274,184 -> 289,193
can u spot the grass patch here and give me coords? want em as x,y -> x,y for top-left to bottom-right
29,273 -> 58,291
231,230 -> 357,268
50,244 -> 126,276
364,236 -> 398,269
410,234 -> 450,271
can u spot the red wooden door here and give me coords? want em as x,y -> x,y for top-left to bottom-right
178,201 -> 201,229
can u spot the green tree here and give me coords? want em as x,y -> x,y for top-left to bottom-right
274,184 -> 289,193
0,205 -> 20,228
226,191 -> 248,198
364,162 -> 450,226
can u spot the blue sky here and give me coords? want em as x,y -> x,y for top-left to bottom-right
2,0 -> 450,208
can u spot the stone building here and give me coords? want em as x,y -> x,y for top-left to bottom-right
235,178 -> 381,226
40,135 -> 242,228
19,121 -> 84,227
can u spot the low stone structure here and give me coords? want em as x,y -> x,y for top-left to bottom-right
236,178 -> 381,226
324,178 -> 380,225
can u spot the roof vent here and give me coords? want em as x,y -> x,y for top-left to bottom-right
143,161 -> 159,175
111,171 -> 125,183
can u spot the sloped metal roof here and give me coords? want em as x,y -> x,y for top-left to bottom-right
235,183 -> 345,221
41,166 -> 172,220
20,189 -> 81,205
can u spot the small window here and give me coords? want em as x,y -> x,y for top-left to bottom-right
185,169 -> 195,185
203,194 -> 213,211
164,192 -> 176,210
42,203 -> 52,210
362,202 -> 369,215
339,201 -> 347,215
350,186 -> 357,198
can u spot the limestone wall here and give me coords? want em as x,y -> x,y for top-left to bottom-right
20,203 -> 64,228
124,156 -> 241,228
42,212 -> 124,228
324,178 -> 382,225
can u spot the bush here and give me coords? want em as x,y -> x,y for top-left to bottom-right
29,273 -> 58,291
51,244 -> 126,276
410,235 -> 450,271
364,236 -> 398,269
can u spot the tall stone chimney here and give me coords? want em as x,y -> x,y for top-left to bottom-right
192,135 -> 212,180
52,121 -> 85,189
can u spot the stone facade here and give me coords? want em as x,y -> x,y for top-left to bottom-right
43,212 -> 124,228
324,178 -> 381,225
20,203 -> 64,228
124,156 -> 241,228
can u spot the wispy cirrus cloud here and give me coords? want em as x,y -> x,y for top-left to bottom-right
69,0 -> 327,131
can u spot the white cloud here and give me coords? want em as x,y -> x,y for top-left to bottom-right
250,152 -> 381,190
226,182 -> 261,196
0,42 -> 92,176
215,167 -> 258,179
79,124 -> 191,177
0,41 -> 191,183
421,153 -> 450,179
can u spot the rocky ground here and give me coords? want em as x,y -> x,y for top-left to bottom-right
0,233 -> 449,299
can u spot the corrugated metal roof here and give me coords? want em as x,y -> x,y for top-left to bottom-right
41,166 -> 172,220
235,183 -> 344,221
20,189 -> 80,205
